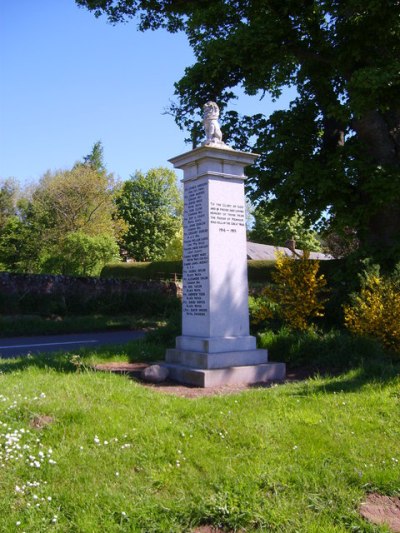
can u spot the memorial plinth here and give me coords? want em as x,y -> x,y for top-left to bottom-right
164,145 -> 285,387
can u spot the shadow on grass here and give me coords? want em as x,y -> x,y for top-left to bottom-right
287,361 -> 400,396
0,312 -> 180,376
0,337 -> 164,375
1,322 -> 398,394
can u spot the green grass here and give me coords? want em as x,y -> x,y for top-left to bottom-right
0,315 -> 166,338
0,336 -> 399,532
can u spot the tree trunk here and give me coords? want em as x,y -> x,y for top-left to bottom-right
353,109 -> 400,265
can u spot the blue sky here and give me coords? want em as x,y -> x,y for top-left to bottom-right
1,0 -> 295,185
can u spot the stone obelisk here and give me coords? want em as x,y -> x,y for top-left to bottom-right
164,102 -> 285,387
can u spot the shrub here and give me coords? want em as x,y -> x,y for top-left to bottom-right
258,327 -> 388,369
41,232 -> 120,277
343,264 -> 400,355
254,252 -> 329,331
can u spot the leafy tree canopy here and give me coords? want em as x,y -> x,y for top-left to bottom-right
0,144 -> 122,275
31,164 -> 117,243
0,178 -> 18,230
77,0 -> 400,267
82,140 -> 106,174
41,231 -> 120,277
249,205 -> 322,252
116,167 -> 182,262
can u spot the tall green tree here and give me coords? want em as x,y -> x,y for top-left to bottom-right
77,0 -> 400,267
0,146 -> 122,275
116,167 -> 182,261
31,165 -> 117,243
82,140 -> 106,174
0,178 -> 18,230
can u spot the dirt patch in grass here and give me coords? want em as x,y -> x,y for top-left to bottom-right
192,526 -> 227,533
359,493 -> 400,532
30,415 -> 54,429
94,362 -> 148,375
93,362 -> 318,398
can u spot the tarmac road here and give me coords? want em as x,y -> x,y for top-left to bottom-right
0,330 -> 146,358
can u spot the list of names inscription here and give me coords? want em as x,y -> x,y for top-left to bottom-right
183,182 -> 209,317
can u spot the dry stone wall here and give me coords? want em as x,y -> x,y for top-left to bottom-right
0,272 -> 180,315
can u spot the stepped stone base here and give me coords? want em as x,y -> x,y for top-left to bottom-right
166,347 -> 268,369
175,335 -> 257,353
165,336 -> 286,387
163,360 -> 286,388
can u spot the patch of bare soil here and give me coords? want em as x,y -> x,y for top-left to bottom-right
94,362 -> 148,376
30,415 -> 54,429
359,493 -> 400,532
92,362 -> 318,398
192,526 -> 227,533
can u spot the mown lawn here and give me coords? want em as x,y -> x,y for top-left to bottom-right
0,340 -> 399,532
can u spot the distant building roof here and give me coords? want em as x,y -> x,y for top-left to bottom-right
246,241 -> 333,261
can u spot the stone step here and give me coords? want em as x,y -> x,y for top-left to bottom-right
165,348 -> 269,369
163,362 -> 286,388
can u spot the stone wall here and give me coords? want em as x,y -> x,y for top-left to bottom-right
0,272 -> 181,315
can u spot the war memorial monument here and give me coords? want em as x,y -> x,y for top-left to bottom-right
164,102 -> 285,387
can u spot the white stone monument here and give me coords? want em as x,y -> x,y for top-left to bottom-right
164,102 -> 285,387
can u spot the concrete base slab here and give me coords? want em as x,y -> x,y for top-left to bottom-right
166,348 -> 268,369
176,335 -> 257,353
163,362 -> 286,388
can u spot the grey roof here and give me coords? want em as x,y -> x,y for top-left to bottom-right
246,241 -> 333,261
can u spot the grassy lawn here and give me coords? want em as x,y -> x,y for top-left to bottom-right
0,336 -> 399,532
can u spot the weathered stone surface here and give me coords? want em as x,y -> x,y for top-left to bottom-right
141,364 -> 169,383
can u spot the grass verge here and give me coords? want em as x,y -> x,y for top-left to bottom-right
0,333 -> 399,532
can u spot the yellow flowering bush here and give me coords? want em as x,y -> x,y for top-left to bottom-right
253,251 -> 329,331
344,267 -> 400,354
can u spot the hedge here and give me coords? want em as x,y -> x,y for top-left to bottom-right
101,260 -> 279,283
101,261 -> 182,281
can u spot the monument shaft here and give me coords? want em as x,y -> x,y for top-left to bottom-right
182,174 -> 249,338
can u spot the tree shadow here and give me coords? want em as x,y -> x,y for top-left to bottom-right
0,338 -> 161,375
285,360 -> 400,395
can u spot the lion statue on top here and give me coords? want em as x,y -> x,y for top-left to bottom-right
202,101 -> 230,148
